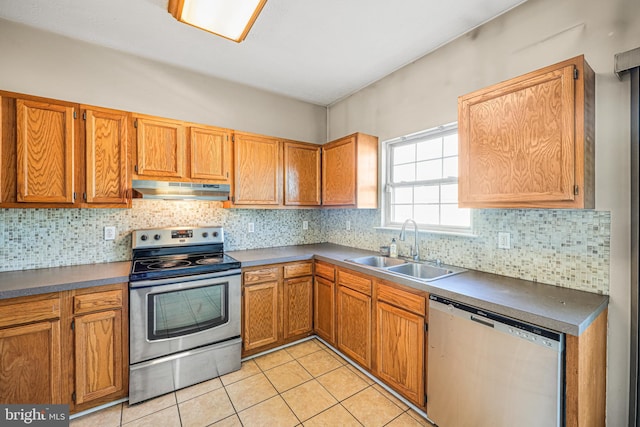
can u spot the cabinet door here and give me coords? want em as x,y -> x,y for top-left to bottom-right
0,320 -> 62,404
135,116 -> 185,178
16,99 -> 75,203
314,276 -> 335,345
74,309 -> 123,405
233,133 -> 281,205
243,281 -> 279,351
336,285 -> 371,368
283,276 -> 313,339
458,56 -> 593,208
84,107 -> 129,205
376,301 -> 424,405
322,135 -> 356,206
190,126 -> 231,183
283,141 -> 321,206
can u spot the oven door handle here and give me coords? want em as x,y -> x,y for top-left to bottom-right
129,268 -> 241,289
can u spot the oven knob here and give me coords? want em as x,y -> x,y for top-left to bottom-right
212,231 -> 219,237
202,232 -> 209,238
154,234 -> 161,241
140,234 -> 148,241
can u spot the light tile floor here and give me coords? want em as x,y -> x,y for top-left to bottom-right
70,339 -> 435,427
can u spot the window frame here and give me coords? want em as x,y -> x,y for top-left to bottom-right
381,123 -> 473,235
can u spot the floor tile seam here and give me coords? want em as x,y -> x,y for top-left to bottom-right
121,395 -> 177,425
382,410 -> 410,426
300,402 -> 363,426
311,368 -> 358,403
369,384 -> 407,412
285,345 -> 325,360
269,392 -> 303,426
221,369 -> 262,387
230,373 -> 291,419
219,379 -> 244,419
335,400 -> 367,427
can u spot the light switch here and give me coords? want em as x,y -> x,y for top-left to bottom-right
104,226 -> 116,241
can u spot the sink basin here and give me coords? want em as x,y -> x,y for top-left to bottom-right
347,256 -> 408,268
386,262 -> 465,281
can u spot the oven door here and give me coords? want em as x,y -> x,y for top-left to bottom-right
130,269 -> 241,364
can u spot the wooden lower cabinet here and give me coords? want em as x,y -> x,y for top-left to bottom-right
242,262 -> 313,356
0,284 -> 128,413
0,320 -> 62,404
284,276 -> 313,338
314,276 -> 336,345
336,267 -> 372,369
375,280 -> 427,407
243,280 -> 279,351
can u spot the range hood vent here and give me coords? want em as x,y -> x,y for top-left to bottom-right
132,180 -> 230,201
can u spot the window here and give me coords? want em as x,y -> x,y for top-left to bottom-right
382,123 -> 471,233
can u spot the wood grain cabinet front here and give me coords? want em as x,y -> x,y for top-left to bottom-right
322,133 -> 378,208
0,284 -> 128,413
83,106 -> 130,206
0,93 -> 131,208
336,268 -> 372,369
0,294 -> 62,405
233,132 -> 282,206
458,55 -> 595,208
283,141 -> 321,206
242,262 -> 314,356
375,281 -> 427,407
133,114 -> 186,179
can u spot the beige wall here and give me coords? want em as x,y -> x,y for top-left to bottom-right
0,19 -> 326,143
328,0 -> 639,423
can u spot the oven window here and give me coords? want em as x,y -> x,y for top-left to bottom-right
147,282 -> 229,340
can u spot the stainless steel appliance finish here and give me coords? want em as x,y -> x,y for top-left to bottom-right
427,295 -> 564,427
131,179 -> 230,201
128,226 -> 241,404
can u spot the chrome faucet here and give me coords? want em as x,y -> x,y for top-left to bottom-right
399,219 -> 420,261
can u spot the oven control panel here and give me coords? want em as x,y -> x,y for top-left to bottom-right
133,226 -> 223,249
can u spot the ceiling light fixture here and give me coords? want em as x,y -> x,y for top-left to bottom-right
168,0 -> 267,43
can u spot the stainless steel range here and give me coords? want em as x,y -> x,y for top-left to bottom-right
128,226 -> 241,404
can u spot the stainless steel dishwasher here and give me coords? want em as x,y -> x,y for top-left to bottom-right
427,295 -> 564,427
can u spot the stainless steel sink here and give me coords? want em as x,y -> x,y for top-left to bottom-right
386,262 -> 465,281
346,256 -> 408,268
345,256 -> 465,282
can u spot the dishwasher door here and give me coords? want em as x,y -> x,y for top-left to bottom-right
427,295 -> 564,427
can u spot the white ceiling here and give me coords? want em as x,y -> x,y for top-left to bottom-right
0,0 -> 526,106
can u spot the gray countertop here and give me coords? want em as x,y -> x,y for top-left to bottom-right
0,243 -> 608,336
0,261 -> 131,299
228,243 -> 608,336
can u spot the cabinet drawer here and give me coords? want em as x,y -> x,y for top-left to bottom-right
338,269 -> 372,296
284,262 -> 313,279
377,282 -> 425,317
315,262 -> 335,281
244,267 -> 280,285
74,289 -> 123,315
0,295 -> 61,328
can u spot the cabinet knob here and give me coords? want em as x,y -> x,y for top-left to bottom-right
154,234 -> 161,241
140,234 -> 148,241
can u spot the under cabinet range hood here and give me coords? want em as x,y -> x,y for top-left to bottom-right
131,180 -> 230,201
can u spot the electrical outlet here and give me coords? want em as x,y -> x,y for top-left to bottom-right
346,220 -> 351,231
303,220 -> 308,230
104,226 -> 116,241
248,223 -> 254,233
498,232 -> 511,249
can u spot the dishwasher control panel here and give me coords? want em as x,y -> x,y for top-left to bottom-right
429,294 -> 564,351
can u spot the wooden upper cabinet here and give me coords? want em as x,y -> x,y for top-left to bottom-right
16,99 -> 76,204
83,106 -> 129,206
283,141 -> 321,206
233,132 -> 281,205
322,133 -> 378,208
458,55 -> 595,208
134,115 -> 185,179
189,126 -> 231,183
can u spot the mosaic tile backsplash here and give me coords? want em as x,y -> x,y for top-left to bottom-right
321,209 -> 610,294
0,202 -> 609,294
